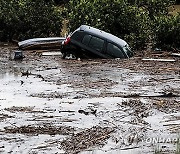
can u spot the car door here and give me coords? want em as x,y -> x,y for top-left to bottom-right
88,36 -> 105,52
106,42 -> 127,58
81,34 -> 110,58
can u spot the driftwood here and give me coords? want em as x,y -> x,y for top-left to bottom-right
120,146 -> 140,150
123,91 -> 179,98
78,109 -> 97,115
59,110 -> 75,113
140,92 -> 180,98
60,126 -> 114,154
4,124 -> 75,135
171,53 -> 180,57
42,52 -> 62,56
142,58 -> 176,62
21,70 -> 44,80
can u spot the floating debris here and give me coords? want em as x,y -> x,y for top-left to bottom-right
13,50 -> 24,60
60,126 -> 114,154
0,113 -> 14,121
42,52 -> 62,56
5,106 -> 34,113
4,106 -> 45,113
18,37 -> 65,50
142,58 -> 176,62
4,124 -> 75,135
78,109 -> 97,115
171,53 -> 180,57
152,99 -> 180,113
30,91 -> 64,99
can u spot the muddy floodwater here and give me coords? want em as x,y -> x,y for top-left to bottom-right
0,43 -> 180,154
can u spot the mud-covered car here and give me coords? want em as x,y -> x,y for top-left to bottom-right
61,25 -> 133,59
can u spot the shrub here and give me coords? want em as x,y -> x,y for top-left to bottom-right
153,14 -> 180,49
0,0 -> 63,41
127,0 -> 175,18
66,0 -> 151,49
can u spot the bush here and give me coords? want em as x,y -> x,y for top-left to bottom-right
154,14 -> 180,49
127,0 -> 175,17
0,0 -> 63,41
0,0 -> 179,50
66,0 -> 151,49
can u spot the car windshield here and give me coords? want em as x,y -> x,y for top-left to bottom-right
122,45 -> 133,58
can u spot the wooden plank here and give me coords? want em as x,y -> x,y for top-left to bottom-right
142,58 -> 176,62
172,53 -> 180,57
42,52 -> 62,56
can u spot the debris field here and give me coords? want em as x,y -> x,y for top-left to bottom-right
0,43 -> 179,154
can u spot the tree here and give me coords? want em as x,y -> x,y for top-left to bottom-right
0,0 -> 63,41
154,14 -> 180,49
66,0 -> 151,49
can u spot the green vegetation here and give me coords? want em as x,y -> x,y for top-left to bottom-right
0,0 -> 62,41
154,14 -> 180,49
0,0 -> 179,50
66,0 -> 151,49
66,0 -> 180,50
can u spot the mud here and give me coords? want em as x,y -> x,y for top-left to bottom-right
0,43 -> 179,154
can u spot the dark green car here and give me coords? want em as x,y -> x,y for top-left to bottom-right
61,25 -> 133,59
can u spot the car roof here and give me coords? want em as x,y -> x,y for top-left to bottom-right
79,25 -> 127,47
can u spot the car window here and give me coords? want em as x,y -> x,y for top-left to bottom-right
71,31 -> 84,42
88,36 -> 104,52
82,34 -> 91,45
107,43 -> 125,58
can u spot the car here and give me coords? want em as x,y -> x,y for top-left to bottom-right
18,37 -> 65,50
61,25 -> 133,59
